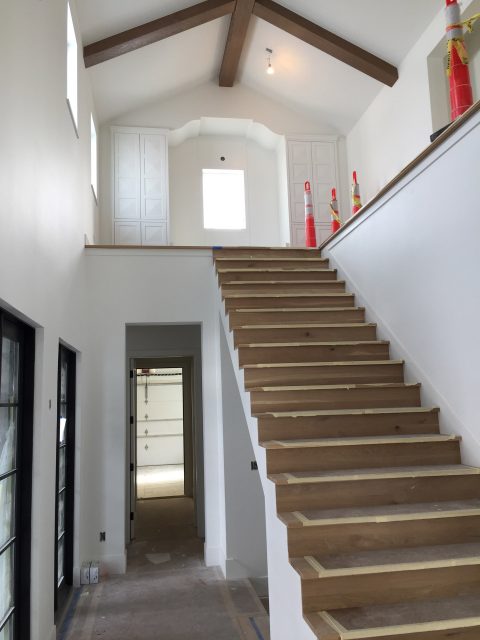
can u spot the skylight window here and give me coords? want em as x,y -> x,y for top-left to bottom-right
202,169 -> 246,230
90,115 -> 98,199
66,3 -> 78,132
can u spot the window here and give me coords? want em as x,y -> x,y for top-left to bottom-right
66,3 -> 78,132
90,115 -> 98,199
202,169 -> 246,230
0,311 -> 34,640
54,346 -> 76,616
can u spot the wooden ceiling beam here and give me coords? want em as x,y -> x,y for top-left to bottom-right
252,0 -> 399,87
84,0 -> 236,68
219,0 -> 256,87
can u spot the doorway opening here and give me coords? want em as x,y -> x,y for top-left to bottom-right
135,367 -> 187,500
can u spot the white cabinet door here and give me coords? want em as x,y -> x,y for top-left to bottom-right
114,133 -> 141,220
287,138 -> 338,247
141,134 -> 167,221
112,127 -> 169,245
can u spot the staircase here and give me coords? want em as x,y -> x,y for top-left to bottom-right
214,247 -> 480,640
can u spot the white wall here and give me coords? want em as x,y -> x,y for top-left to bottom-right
325,109 -> 480,468
0,1 -> 97,639
346,0 -> 480,204
169,135 -> 280,246
82,249 -> 226,574
219,329 -> 267,579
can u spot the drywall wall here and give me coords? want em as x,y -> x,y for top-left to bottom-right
169,135 -> 281,246
0,1 -> 97,639
83,249 -> 228,577
346,0 -> 480,204
219,329 -> 267,579
325,108 -> 480,467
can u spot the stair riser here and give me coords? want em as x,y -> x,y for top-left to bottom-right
223,282 -> 345,296
213,249 -> 323,258
251,386 -> 421,413
301,565 -> 480,611
239,343 -> 389,366
218,270 -> 337,283
234,325 -> 377,346
258,411 -> 440,441
229,308 -> 366,328
275,475 -> 480,512
216,259 -> 330,270
245,363 -> 404,388
266,442 -> 460,474
348,628 -> 480,640
288,515 -> 480,557
225,295 -> 355,311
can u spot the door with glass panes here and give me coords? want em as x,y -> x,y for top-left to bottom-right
54,346 -> 76,614
0,311 -> 34,640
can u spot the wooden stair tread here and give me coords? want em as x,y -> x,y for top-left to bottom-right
237,322 -> 376,329
232,307 -> 365,313
223,279 -> 345,284
239,340 -> 388,348
217,268 -> 336,273
244,360 -> 403,369
262,434 -> 460,450
280,499 -> 480,528
257,406 -> 439,418
295,542 -> 480,577
225,292 -> 353,298
214,256 -> 328,261
251,382 -> 419,392
269,464 -> 480,485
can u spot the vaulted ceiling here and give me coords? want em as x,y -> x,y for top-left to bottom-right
77,0 -> 441,132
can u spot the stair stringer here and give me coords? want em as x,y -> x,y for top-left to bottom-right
215,283 -> 316,640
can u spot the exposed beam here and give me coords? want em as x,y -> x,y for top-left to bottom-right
253,0 -> 398,87
219,0 -> 256,87
84,0 -> 236,68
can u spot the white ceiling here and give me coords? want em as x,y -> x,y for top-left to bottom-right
77,0 -> 441,131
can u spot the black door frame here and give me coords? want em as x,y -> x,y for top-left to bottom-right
0,309 -> 35,640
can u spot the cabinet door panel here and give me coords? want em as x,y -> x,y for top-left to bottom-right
142,222 -> 167,245
141,135 -> 166,221
114,133 -> 140,220
114,221 -> 141,245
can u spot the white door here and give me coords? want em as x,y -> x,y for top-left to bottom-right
114,133 -> 141,221
129,367 -> 137,541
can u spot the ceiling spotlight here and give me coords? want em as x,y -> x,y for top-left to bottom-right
266,48 -> 274,75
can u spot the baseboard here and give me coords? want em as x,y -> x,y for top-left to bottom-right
47,625 -> 56,640
204,544 -> 223,569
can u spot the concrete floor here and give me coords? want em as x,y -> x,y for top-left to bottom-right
61,497 -> 270,640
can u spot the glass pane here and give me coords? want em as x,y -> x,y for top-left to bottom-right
57,492 -> 65,537
0,476 -> 15,548
58,448 -> 66,491
57,536 -> 64,586
60,359 -> 68,403
0,408 -> 17,475
0,337 -> 19,404
0,545 -> 14,621
0,615 -> 14,640
58,414 -> 67,446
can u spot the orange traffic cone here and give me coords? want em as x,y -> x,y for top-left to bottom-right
304,181 -> 317,247
330,188 -> 341,234
352,171 -> 362,216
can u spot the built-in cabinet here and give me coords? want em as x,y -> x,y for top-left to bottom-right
287,136 -> 339,247
112,126 -> 169,245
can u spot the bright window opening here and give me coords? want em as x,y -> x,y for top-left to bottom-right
202,169 -> 246,230
66,4 -> 78,131
90,115 -> 97,199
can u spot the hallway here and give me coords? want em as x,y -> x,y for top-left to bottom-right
61,498 -> 270,639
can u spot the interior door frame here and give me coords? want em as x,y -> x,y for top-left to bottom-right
127,357 -> 195,542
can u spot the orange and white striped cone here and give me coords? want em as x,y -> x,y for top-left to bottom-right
352,171 -> 362,216
330,188 -> 341,234
445,0 -> 474,121
304,181 -> 317,247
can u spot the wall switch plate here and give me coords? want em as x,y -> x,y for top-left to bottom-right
99,531 -> 106,541
251,461 -> 258,470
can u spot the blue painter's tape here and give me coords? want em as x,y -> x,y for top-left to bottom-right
212,246 -> 224,250
59,587 -> 83,640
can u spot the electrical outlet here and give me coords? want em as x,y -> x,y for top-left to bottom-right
99,531 -> 106,542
